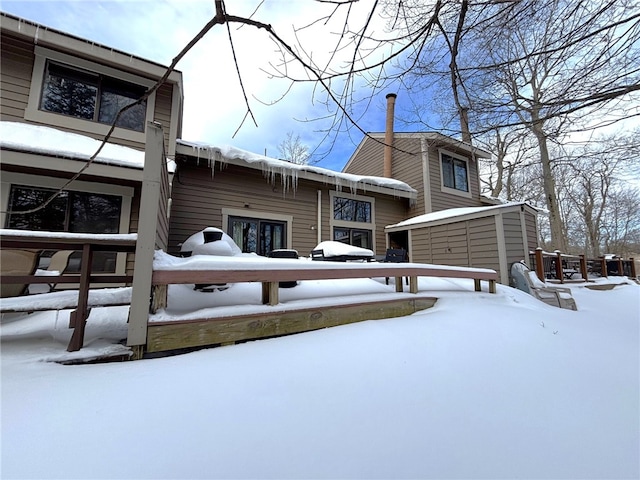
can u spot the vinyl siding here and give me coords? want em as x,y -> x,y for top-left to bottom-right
0,32 -> 177,152
169,160 -> 410,257
468,216 -> 500,271
343,137 -> 385,177
153,83 -> 174,155
169,162 -> 319,256
344,136 -> 424,216
525,210 -> 538,251
503,211 -> 526,266
428,147 -> 483,212
0,33 -> 34,122
125,190 -> 141,275
345,135 -> 484,217
401,216 -> 501,275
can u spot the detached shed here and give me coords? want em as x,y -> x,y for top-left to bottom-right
386,203 -> 539,285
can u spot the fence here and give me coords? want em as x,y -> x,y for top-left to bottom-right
529,248 -> 637,283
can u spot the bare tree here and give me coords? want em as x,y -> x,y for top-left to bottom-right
377,0 -> 640,250
277,131 -> 312,165
557,130 -> 640,256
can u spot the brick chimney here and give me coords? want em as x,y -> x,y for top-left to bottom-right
384,93 -> 397,178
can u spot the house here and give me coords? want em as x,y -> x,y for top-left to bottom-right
1,12 -> 537,289
342,94 -> 539,283
167,141 -> 417,257
0,12 -> 183,276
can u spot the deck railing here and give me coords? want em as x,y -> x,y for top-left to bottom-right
0,230 -> 137,351
529,247 -> 637,283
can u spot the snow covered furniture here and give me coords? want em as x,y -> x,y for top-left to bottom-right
510,261 -> 577,310
310,241 -> 374,262
0,249 -> 39,298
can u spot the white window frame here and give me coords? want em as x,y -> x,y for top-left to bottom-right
439,148 -> 472,199
26,46 -> 156,143
329,191 -> 376,250
1,171 -> 133,275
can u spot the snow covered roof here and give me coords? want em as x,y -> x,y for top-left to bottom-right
386,202 -> 538,230
176,139 -> 417,200
0,121 -> 145,169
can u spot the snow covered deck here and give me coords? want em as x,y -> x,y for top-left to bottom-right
143,252 -> 498,353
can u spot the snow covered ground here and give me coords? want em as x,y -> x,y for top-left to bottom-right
1,275 -> 639,479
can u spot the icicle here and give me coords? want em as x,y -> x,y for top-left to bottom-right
34,25 -> 39,44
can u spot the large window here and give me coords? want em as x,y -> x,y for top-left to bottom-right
229,216 -> 286,256
333,197 -> 371,222
40,61 -> 147,132
6,186 -> 122,272
333,228 -> 372,249
331,194 -> 374,249
441,153 -> 470,193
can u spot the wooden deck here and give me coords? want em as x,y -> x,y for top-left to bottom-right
143,261 -> 498,354
146,295 -> 438,353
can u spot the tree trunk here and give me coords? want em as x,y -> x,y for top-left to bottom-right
531,120 -> 566,251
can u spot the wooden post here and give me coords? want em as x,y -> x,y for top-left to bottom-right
128,122 -> 166,350
600,256 -> 608,278
409,276 -> 418,294
555,250 -> 564,283
630,258 -> 637,278
579,254 -> 588,282
67,243 -> 93,352
535,248 -> 544,281
617,257 -> 624,277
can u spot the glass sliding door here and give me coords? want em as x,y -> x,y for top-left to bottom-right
229,216 -> 286,256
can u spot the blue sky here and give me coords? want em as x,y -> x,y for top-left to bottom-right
2,0 -> 419,171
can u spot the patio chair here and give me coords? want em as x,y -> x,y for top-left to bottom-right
510,261 -> 577,310
383,248 -> 409,286
42,250 -> 74,292
1,249 -> 39,298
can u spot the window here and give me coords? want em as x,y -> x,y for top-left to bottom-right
229,216 -> 286,256
40,61 -> 147,132
333,197 -> 371,222
6,186 -> 122,272
333,228 -> 372,249
331,193 -> 375,249
441,152 -> 470,193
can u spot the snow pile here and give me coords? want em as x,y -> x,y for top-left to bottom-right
1,277 -> 638,479
313,240 -> 374,258
178,226 -> 242,256
389,202 -> 530,228
0,121 -> 145,168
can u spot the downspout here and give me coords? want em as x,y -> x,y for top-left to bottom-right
384,93 -> 397,178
